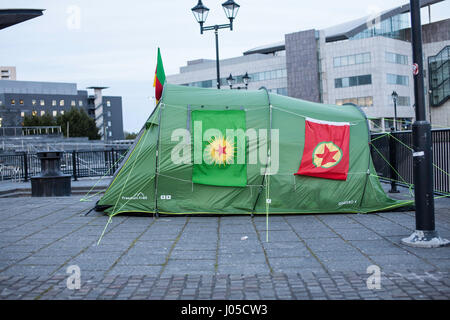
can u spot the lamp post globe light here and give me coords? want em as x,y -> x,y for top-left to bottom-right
391,90 -> 399,131
227,72 -> 251,90
191,0 -> 240,89
226,73 -> 235,89
242,72 -> 250,87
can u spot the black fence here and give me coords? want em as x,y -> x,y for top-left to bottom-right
371,128 -> 450,195
1,130 -> 449,196
0,148 -> 129,182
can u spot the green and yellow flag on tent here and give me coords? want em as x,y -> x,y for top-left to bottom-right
153,47 -> 166,104
192,110 -> 247,187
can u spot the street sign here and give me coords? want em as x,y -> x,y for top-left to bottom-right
413,63 -> 419,75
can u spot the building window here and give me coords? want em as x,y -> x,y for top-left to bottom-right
351,12 -> 410,41
40,100 -> 45,106
248,69 -> 287,82
32,110 -> 37,116
336,96 -> 373,107
71,100 -> 76,107
60,100 -> 65,106
333,52 -> 371,67
52,110 -> 57,117
385,52 -> 408,65
387,73 -> 409,86
108,121 -> 112,127
79,100 -> 83,107
19,99 -> 24,105
269,88 -> 288,96
20,112 -> 25,117
40,111 -> 45,116
276,88 -> 288,96
32,99 -> 37,106
107,111 -> 111,117
11,99 -> 16,105
335,74 -> 372,88
0,117 -> 2,128
388,95 -> 410,106
108,131 -> 112,137
106,100 -> 111,107
52,100 -> 57,106
60,110 -> 64,115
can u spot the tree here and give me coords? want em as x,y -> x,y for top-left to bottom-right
23,108 -> 101,140
124,131 -> 137,140
56,108 -> 101,140
23,113 -> 54,127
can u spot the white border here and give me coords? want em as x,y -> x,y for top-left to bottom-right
305,117 -> 350,126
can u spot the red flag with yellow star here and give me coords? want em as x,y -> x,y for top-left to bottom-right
294,118 -> 350,180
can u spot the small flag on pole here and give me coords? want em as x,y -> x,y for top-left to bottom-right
153,47 -> 166,104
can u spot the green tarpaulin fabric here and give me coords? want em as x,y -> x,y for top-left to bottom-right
96,84 -> 411,216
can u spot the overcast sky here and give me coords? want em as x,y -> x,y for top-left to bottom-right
1,0 -> 449,133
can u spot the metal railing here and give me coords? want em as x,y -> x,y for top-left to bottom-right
0,148 -> 128,182
1,130 -> 449,196
371,128 -> 450,195
0,126 -> 62,137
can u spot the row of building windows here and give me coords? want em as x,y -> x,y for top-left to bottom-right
19,110 -> 113,118
387,73 -> 409,86
333,52 -> 371,68
333,52 -> 408,68
385,52 -> 408,65
334,74 -> 372,88
388,95 -> 410,106
248,69 -> 287,82
334,73 -> 410,88
4,99 -> 113,107
8,99 -> 84,107
351,12 -> 410,41
335,96 -> 373,107
183,69 -> 288,88
334,95 -> 411,107
268,87 -> 288,96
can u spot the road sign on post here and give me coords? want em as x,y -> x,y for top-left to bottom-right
412,63 -> 419,76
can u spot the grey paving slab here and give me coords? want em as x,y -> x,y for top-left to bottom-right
0,183 -> 449,299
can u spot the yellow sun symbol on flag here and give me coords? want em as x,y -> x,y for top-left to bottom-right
205,136 -> 235,166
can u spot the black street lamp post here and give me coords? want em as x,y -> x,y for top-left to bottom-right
191,0 -> 240,89
391,91 -> 398,131
401,0 -> 449,248
227,72 -> 250,90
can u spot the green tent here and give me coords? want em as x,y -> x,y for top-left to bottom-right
96,84 -> 409,216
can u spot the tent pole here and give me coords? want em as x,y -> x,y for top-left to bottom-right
251,87 -> 272,215
154,104 -> 164,218
354,105 -> 373,212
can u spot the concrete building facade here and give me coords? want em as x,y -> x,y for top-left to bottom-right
0,80 -> 124,140
167,0 -> 450,132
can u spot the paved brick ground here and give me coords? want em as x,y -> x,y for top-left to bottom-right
0,183 -> 449,300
